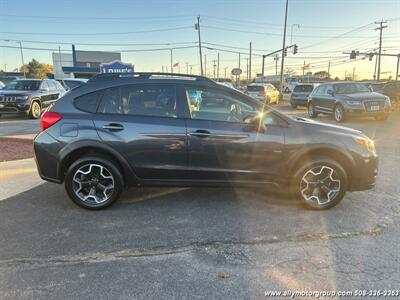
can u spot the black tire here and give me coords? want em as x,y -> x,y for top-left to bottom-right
308,102 -> 318,118
292,157 -> 348,210
65,155 -> 124,210
28,100 -> 41,119
333,104 -> 346,123
290,102 -> 297,109
375,114 -> 389,121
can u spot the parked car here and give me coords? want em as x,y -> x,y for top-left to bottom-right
380,81 -> 400,110
0,81 -> 4,89
360,81 -> 385,93
58,78 -> 88,90
0,79 -> 66,118
34,73 -> 378,210
246,83 -> 279,104
307,81 -> 391,122
0,76 -> 22,86
290,84 -> 315,108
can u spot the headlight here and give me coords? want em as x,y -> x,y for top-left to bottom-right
353,136 -> 375,154
16,96 -> 29,101
346,100 -> 361,106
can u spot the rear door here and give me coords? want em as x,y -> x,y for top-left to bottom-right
93,83 -> 188,180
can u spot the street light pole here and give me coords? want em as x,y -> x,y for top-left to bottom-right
18,41 -> 25,78
290,24 -> 300,45
279,0 -> 289,100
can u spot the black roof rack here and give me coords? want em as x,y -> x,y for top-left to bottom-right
88,72 -> 215,83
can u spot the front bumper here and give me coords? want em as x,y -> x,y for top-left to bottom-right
343,102 -> 391,116
348,154 -> 378,191
0,102 -> 30,114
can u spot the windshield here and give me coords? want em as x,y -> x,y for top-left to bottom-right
293,85 -> 313,92
4,80 -> 41,91
333,83 -> 370,94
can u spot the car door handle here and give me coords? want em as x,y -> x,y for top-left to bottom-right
189,129 -> 211,138
102,123 -> 124,132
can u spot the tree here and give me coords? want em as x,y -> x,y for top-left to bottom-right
19,59 -> 53,79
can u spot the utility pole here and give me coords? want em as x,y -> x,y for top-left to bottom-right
279,0 -> 289,100
217,52 -> 220,79
245,58 -> 249,82
353,67 -> 356,80
249,42 -> 252,82
327,61 -> 331,78
189,65 -> 193,74
302,61 -> 306,77
186,62 -> 189,74
374,54 -> 378,80
204,54 -> 207,76
238,52 -> 241,85
224,67 -> 228,79
375,20 -> 387,81
261,55 -> 265,83
18,41 -> 25,78
212,59 -> 217,78
396,54 -> 400,80
196,15 -> 204,75
170,49 -> 173,73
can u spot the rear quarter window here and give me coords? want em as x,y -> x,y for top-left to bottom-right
74,91 -> 102,113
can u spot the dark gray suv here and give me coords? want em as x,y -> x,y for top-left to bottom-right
307,81 -> 391,122
34,73 -> 378,210
0,79 -> 66,118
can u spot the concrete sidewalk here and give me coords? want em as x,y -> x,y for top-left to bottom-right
0,158 -> 44,201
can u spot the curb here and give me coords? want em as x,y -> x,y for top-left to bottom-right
0,134 -> 36,141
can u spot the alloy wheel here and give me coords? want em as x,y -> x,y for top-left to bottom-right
300,165 -> 341,206
31,102 -> 41,118
72,164 -> 115,205
334,106 -> 343,122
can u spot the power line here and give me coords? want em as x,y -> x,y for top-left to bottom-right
0,26 -> 193,36
0,14 -> 195,20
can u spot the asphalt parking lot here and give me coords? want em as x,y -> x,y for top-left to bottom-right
1,106 -> 400,299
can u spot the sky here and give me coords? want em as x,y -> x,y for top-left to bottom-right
0,0 -> 399,79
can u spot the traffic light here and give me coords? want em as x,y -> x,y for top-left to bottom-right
368,53 -> 374,61
293,44 -> 298,55
350,50 -> 357,59
284,47 -> 288,57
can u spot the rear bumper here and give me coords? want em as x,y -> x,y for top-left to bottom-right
290,97 -> 308,105
34,131 -> 64,183
348,155 -> 378,191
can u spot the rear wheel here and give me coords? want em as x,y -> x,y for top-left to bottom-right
65,156 -> 123,210
28,101 -> 41,119
308,102 -> 318,118
334,104 -> 346,123
292,157 -> 348,210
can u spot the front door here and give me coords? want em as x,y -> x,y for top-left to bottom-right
93,84 -> 188,180
181,85 -> 285,184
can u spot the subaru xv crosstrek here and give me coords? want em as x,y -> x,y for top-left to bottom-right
33,73 -> 378,210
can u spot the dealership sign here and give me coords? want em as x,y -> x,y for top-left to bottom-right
100,60 -> 134,73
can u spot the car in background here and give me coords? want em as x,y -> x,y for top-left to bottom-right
0,76 -> 22,86
58,78 -> 88,90
34,72 -> 378,210
379,81 -> 400,110
290,84 -> 315,108
0,79 -> 66,118
308,81 -> 391,122
0,81 -> 4,89
246,83 -> 279,104
360,81 -> 385,93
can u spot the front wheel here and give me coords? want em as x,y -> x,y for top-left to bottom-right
65,156 -> 124,210
308,103 -> 318,118
334,104 -> 346,123
293,158 -> 348,210
28,101 -> 41,119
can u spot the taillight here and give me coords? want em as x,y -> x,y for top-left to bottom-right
40,112 -> 62,131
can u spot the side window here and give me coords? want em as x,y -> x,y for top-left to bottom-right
185,87 -> 257,123
49,81 -> 58,90
98,87 -> 121,114
41,81 -> 50,91
318,85 -> 328,95
74,91 -> 102,113
98,85 -> 177,118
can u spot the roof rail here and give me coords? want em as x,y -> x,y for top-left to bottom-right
88,72 -> 215,83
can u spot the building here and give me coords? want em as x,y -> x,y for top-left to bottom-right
53,46 -> 121,79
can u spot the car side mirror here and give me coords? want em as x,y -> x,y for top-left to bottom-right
368,86 -> 373,92
327,89 -> 334,96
